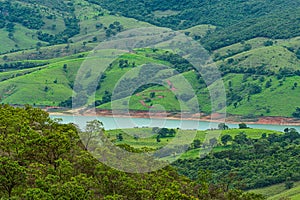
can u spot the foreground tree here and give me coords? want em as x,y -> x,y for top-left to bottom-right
0,157 -> 27,198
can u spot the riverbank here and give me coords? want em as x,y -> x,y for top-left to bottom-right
47,108 -> 300,126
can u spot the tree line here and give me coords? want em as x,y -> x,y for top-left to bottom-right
173,128 -> 300,190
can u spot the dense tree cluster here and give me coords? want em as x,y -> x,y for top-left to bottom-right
151,51 -> 194,73
152,127 -> 176,141
37,16 -> 80,45
105,21 -> 124,38
0,105 -> 265,199
0,1 -> 44,30
88,0 -> 300,51
173,129 -> 300,190
0,62 -> 47,71
21,0 -> 72,12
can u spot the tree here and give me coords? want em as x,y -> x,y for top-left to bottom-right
249,84 -> 262,95
6,22 -> 15,32
292,107 -> 300,118
234,132 -> 248,144
218,123 -> 229,130
0,157 -> 27,197
81,120 -> 104,150
296,48 -> 300,59
158,128 -> 169,138
238,123 -> 248,129
3,55 -> 8,61
44,86 -> 49,92
253,139 -> 269,154
36,42 -> 42,50
263,40 -> 273,46
294,82 -> 298,88
265,81 -> 272,88
116,133 -> 123,141
284,128 -> 289,133
8,32 -> 14,39
150,92 -> 156,98
221,134 -> 232,145
169,129 -> 176,137
193,139 -> 201,149
285,178 -> 294,189
52,175 -> 94,199
156,135 -> 161,143
24,188 -> 53,199
63,64 -> 68,72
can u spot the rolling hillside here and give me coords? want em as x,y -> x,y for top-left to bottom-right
0,0 -> 300,119
0,1 -> 300,200
92,0 -> 300,49
250,181 -> 300,200
1,36 -> 300,118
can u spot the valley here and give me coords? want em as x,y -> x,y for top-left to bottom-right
0,0 -> 300,199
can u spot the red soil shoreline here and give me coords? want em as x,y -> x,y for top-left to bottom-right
48,109 -> 300,126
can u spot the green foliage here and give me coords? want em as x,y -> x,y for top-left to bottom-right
0,105 -> 265,199
296,49 -> 300,59
37,17 -> 80,45
90,0 -> 300,50
249,181 -> 300,200
173,129 -> 300,190
292,107 -> 300,118
0,157 -> 27,198
239,123 -> 248,129
221,134 -> 232,145
0,1 -> 44,30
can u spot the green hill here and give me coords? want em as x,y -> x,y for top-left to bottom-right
0,0 -> 300,118
91,0 -> 300,49
249,181 -> 300,200
1,40 -> 300,118
0,0 -> 152,54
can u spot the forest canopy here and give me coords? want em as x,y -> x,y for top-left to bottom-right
0,105 -> 264,199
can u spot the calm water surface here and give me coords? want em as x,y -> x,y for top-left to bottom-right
50,115 -> 300,132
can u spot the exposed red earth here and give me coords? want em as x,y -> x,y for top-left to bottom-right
48,108 -> 300,126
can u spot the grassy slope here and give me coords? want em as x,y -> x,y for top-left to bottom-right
0,24 -> 44,53
212,73 -> 300,117
249,181 -> 300,200
0,58 -> 84,105
71,0 -> 154,43
212,38 -> 300,73
0,1 -> 67,54
106,128 -> 282,159
0,0 -> 300,118
0,0 -> 152,54
1,42 -> 299,117
99,69 -> 204,112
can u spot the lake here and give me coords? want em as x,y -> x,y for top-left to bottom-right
50,115 -> 300,132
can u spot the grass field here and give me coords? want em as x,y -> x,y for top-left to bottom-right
105,128 -> 282,160
221,74 -> 300,117
249,181 -> 300,200
0,58 -> 85,105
